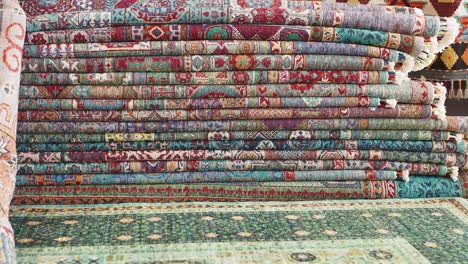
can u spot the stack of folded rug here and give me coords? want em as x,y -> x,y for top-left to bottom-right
12,0 -> 468,204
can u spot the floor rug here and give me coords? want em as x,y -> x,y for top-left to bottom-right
11,198 -> 468,263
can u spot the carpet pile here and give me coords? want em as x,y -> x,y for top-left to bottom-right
3,0 -> 468,262
13,0 -> 467,205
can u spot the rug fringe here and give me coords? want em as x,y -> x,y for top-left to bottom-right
412,7 -> 424,16
381,99 -> 397,108
388,61 -> 396,72
399,55 -> 415,73
413,49 -> 435,71
449,133 -> 464,143
393,71 -> 409,85
431,105 -> 446,120
401,170 -> 410,182
437,17 -> 459,53
448,166 -> 459,181
432,82 -> 446,107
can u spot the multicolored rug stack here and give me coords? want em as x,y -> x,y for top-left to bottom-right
3,0 -> 467,263
11,0 -> 468,204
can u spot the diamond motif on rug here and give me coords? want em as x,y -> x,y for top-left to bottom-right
439,46 -> 459,70
461,46 -> 468,65
149,26 -> 165,40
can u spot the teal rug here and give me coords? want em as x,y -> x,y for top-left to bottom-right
11,198 -> 468,263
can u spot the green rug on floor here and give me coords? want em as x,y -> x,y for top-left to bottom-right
11,198 -> 468,263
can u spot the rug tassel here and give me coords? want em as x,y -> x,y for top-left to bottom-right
432,82 -> 446,106
387,61 -> 396,72
455,85 -> 464,99
449,133 -> 464,143
392,71 -> 408,85
448,81 -> 455,99
382,99 -> 397,108
412,7 -> 424,16
398,170 -> 410,182
431,105 -> 446,120
464,82 -> 468,99
397,170 -> 410,182
400,55 -> 415,73
448,167 -> 459,182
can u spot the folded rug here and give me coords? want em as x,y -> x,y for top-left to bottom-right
16,160 -> 448,176
17,105 -> 439,122
24,24 -> 426,54
15,139 -> 466,153
17,117 -> 468,134
16,170 -> 402,185
19,81 -> 442,105
15,129 -> 461,143
18,0 -> 427,16
20,70 -> 399,85
18,97 -> 393,110
21,54 -> 394,73
22,2 -> 441,37
23,40 -> 408,62
11,172 -> 468,204
16,149 -> 468,168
